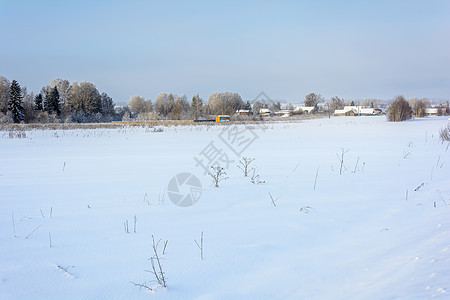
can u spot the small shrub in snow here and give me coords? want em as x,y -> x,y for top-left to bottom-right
238,157 -> 255,177
250,168 -> 265,184
208,165 -> 228,187
194,231 -> 204,260
439,124 -> 450,143
147,235 -> 167,288
336,148 -> 349,175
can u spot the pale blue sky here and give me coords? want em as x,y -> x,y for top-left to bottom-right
1,0 -> 449,103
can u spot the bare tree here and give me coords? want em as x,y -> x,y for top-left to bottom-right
361,98 -> 379,108
304,93 -> 324,108
387,95 -> 413,122
252,101 -> 267,115
410,98 -> 429,118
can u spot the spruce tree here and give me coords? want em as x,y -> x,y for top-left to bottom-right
8,80 -> 24,123
43,89 -> 51,113
244,101 -> 251,111
44,86 -> 60,115
34,93 -> 43,111
49,86 -> 61,115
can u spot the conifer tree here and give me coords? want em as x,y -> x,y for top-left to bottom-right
34,93 -> 43,111
8,80 -> 24,123
44,86 -> 60,115
49,86 -> 61,115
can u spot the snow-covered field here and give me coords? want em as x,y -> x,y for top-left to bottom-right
1,116 -> 449,299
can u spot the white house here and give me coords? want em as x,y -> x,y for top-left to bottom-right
236,109 -> 250,116
425,108 -> 439,116
334,106 -> 382,116
293,106 -> 316,114
274,110 -> 292,117
259,108 -> 273,116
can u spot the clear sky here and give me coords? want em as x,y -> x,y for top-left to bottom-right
1,0 -> 449,103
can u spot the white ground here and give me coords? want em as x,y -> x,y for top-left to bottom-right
1,116 -> 449,299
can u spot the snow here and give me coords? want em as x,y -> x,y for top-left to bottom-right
1,116 -> 449,299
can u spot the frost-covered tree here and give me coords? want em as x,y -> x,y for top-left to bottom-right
128,95 -> 151,115
330,96 -> 344,110
8,80 -> 24,123
361,98 -> 379,108
268,101 -> 281,112
170,99 -> 183,120
68,81 -> 101,115
0,75 -> 10,114
22,89 -> 36,123
154,93 -> 175,118
252,101 -> 267,115
190,94 -> 203,119
175,94 -> 189,112
206,92 -> 243,115
49,78 -> 70,106
304,93 -> 323,108
128,95 -> 145,114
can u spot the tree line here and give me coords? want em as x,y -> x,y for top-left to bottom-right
124,92 -> 247,121
0,76 -> 249,123
1,75 -> 448,124
1,76 -> 115,123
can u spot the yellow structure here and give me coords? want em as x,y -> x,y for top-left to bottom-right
215,115 -> 231,122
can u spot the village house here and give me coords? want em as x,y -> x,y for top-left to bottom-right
236,109 -> 250,116
259,108 -> 273,116
334,106 -> 382,116
293,106 -> 316,114
425,108 -> 439,116
274,109 -> 292,117
215,115 -> 231,122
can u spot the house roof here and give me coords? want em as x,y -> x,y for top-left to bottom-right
294,106 -> 315,112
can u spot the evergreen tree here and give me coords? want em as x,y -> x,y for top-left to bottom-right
49,86 -> 61,115
244,101 -> 251,111
44,86 -> 60,115
100,92 -> 115,116
34,93 -> 43,111
8,80 -> 24,123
